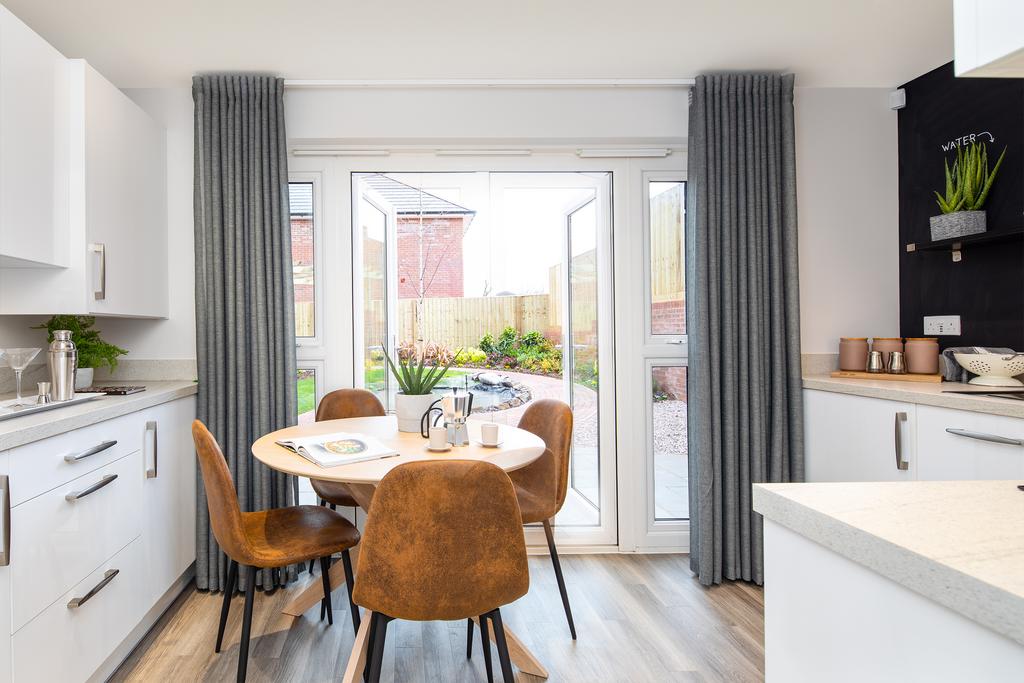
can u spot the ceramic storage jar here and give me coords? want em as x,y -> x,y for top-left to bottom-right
871,337 -> 904,364
838,338 -> 869,371
905,337 -> 940,374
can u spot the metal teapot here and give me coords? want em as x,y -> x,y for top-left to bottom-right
420,388 -> 474,445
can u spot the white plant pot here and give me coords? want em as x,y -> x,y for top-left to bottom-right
394,392 -> 437,433
74,367 -> 94,390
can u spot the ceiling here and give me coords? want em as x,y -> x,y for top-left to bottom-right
3,0 -> 953,89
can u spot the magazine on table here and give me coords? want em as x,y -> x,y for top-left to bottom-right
275,432 -> 398,468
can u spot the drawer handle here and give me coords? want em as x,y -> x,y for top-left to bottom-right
0,475 -> 9,567
894,411 -> 909,471
67,569 -> 119,609
63,440 -> 118,463
945,428 -> 1024,447
145,421 -> 158,478
65,473 -> 118,502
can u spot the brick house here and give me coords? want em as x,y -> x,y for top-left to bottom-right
361,174 -> 475,300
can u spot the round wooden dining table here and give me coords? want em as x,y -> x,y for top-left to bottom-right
252,415 -> 550,681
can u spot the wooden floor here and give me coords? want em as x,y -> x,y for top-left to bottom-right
111,554 -> 764,682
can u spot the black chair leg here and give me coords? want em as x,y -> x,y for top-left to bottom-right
479,614 -> 494,683
341,549 -> 361,634
543,518 -> 577,639
466,618 -> 474,659
367,612 -> 392,683
363,612 -> 379,683
237,565 -> 257,683
309,499 -> 328,575
320,556 -> 334,626
216,559 -> 238,653
490,609 -> 515,683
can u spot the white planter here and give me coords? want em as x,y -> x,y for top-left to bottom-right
74,367 -> 94,390
394,392 -> 437,433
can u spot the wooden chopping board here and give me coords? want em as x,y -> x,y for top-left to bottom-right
830,370 -> 943,383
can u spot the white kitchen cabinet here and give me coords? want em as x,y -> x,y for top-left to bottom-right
140,396 -> 196,605
0,393 -> 195,683
917,405 -> 1024,480
954,0 -> 1024,77
804,389 -> 917,482
0,5 -> 69,268
0,56 -> 167,317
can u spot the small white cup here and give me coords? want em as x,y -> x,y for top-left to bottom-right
481,423 -> 500,446
428,426 -> 448,450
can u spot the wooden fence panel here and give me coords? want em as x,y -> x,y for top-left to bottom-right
397,294 -> 550,348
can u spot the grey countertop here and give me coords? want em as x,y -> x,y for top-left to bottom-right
0,380 -> 197,451
754,480 -> 1024,646
803,375 -> 1024,420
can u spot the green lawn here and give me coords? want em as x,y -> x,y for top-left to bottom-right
297,376 -> 316,415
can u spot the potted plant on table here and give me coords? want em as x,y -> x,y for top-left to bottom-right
930,141 -> 1006,241
33,315 -> 128,389
381,342 -> 458,432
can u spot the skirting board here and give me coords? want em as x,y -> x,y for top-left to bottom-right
89,563 -> 196,683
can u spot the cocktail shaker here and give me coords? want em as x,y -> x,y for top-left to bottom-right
48,330 -> 77,401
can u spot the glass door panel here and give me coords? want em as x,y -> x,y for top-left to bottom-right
358,190 -> 392,408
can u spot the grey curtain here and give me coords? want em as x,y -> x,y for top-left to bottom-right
193,74 -> 298,591
686,73 -> 804,586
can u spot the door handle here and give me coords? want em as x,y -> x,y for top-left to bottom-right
945,428 -> 1024,447
145,420 -> 158,478
894,412 -> 909,471
67,569 -> 119,609
63,440 -> 117,463
65,473 -> 118,502
89,243 -> 106,300
0,475 -> 9,567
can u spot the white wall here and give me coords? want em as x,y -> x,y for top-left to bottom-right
794,87 -> 901,353
0,84 -> 899,363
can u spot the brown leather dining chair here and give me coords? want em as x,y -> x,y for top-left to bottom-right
499,399 -> 577,638
305,388 -> 385,606
310,388 -> 385,513
192,420 -> 362,683
353,460 -> 530,683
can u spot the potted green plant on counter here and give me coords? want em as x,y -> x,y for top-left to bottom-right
931,141 -> 1006,241
381,341 -> 457,432
33,315 -> 128,389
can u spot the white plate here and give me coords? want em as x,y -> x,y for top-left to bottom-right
475,440 -> 504,448
425,444 -> 452,453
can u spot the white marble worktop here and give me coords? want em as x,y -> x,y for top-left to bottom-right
803,375 -> 1024,420
0,380 -> 197,451
754,480 -> 1024,646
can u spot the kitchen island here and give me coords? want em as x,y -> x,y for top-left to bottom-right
754,480 -> 1024,682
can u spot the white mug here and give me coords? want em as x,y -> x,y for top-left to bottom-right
481,422 -> 500,446
428,426 -> 448,450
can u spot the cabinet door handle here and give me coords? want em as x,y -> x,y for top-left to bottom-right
67,569 -> 119,609
89,243 -> 106,300
65,473 -> 118,502
63,440 -> 117,463
945,428 -> 1024,447
894,412 -> 909,471
0,475 -> 9,567
145,420 -> 158,478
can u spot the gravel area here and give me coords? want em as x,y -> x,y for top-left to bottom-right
653,400 -> 688,457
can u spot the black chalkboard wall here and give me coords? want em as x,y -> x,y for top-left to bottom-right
898,62 -> 1024,350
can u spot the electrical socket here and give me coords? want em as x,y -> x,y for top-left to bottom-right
923,315 -> 961,336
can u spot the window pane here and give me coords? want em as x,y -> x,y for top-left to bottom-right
360,195 -> 389,407
649,181 -> 685,335
652,365 -> 688,520
290,182 -> 315,338
568,200 -> 600,512
296,368 -> 317,425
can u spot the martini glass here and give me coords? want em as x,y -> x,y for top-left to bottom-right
2,348 -> 41,409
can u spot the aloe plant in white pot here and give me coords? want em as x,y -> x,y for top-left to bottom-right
931,141 -> 1006,241
381,342 -> 458,432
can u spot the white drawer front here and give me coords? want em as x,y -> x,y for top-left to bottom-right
12,536 -> 144,683
917,405 -> 1024,480
10,451 -> 141,631
9,412 -> 142,506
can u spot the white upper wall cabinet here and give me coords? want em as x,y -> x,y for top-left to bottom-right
954,0 -> 1024,77
0,5 -> 69,268
0,29 -> 167,317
